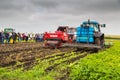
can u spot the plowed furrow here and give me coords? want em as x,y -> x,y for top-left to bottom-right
45,53 -> 88,72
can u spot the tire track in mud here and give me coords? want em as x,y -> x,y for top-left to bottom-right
55,50 -> 98,80
44,49 -> 94,71
47,51 -> 85,64
0,42 -> 98,80
0,44 -> 75,70
0,48 -> 50,67
41,51 -> 72,60
0,48 -> 39,67
45,52 -> 88,72
0,43 -> 43,54
42,49 -> 97,80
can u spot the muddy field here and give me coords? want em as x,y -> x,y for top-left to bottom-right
0,42 -> 97,79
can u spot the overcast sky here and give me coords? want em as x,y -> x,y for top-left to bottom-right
0,0 -> 120,35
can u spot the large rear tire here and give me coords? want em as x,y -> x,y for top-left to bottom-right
95,37 -> 104,48
101,39 -> 104,48
95,38 -> 101,45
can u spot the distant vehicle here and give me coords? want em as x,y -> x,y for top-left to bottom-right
4,28 -> 15,33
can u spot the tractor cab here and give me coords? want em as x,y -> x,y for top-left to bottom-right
57,26 -> 69,33
57,26 -> 76,42
4,28 -> 15,34
81,20 -> 105,32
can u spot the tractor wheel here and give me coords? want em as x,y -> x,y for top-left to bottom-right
100,39 -> 104,48
95,38 -> 101,45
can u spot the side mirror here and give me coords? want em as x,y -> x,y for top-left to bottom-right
101,24 -> 106,27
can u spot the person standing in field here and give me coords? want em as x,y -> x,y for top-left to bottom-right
17,32 -> 21,42
22,33 -> 26,41
1,31 -> 5,44
25,32 -> 28,42
9,32 -> 12,41
0,32 -> 2,44
0,31 -> 5,44
5,32 -> 9,44
12,32 -> 17,44
29,33 -> 32,40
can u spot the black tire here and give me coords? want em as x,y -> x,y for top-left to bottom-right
95,38 -> 101,45
100,39 -> 104,48
95,37 -> 104,48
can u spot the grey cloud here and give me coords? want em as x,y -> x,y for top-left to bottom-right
0,0 -> 119,16
31,0 -> 58,9
0,0 -> 25,11
0,0 -> 33,19
26,0 -> 120,16
0,0 -> 120,34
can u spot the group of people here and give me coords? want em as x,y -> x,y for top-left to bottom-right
0,31 -> 44,44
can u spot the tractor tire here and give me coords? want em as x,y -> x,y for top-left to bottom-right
95,38 -> 101,45
100,39 -> 104,48
95,37 -> 105,48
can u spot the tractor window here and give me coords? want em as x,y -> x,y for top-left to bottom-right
89,24 -> 99,32
57,27 -> 67,32
94,24 -> 99,32
94,26 -> 99,32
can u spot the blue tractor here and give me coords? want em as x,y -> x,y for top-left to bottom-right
64,19 -> 106,49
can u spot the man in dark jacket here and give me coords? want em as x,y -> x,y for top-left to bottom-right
0,31 -> 4,44
12,32 -> 17,44
0,32 -> 2,44
5,32 -> 9,43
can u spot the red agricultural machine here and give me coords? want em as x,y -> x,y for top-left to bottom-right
43,26 -> 74,48
44,20 -> 108,49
